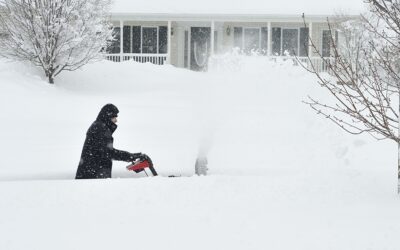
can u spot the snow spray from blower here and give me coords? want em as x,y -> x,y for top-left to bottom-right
195,133 -> 213,176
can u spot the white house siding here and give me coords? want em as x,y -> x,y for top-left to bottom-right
310,22 -> 330,57
172,23 -> 188,68
170,22 -> 179,67
168,23 -> 187,68
215,24 -> 224,54
173,25 -> 184,67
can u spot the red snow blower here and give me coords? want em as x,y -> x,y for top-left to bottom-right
126,155 -> 158,176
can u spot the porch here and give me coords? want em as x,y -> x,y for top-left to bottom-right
105,14 -> 337,72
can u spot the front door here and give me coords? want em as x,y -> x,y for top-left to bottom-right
190,27 -> 211,71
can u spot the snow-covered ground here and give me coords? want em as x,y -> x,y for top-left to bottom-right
0,55 -> 399,250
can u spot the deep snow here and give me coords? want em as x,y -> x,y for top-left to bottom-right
0,55 -> 399,249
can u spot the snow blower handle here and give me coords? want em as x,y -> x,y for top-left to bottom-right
130,152 -> 151,163
130,152 -> 143,162
138,153 -> 151,162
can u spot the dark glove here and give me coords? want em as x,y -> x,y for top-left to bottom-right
129,153 -> 151,163
139,153 -> 151,162
129,152 -> 142,162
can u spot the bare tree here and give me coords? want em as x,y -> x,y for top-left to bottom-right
0,0 -> 113,84
302,1 -> 400,193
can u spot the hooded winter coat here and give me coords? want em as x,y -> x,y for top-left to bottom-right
75,104 -> 140,179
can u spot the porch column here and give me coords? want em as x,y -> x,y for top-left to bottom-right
308,22 -> 313,57
167,21 -> 172,64
211,21 -> 215,55
120,20 -> 124,61
267,22 -> 272,56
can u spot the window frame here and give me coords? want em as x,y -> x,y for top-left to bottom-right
234,26 -> 263,54
232,26 -> 309,56
271,27 -> 310,56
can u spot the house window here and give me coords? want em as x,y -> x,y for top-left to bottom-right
244,28 -> 260,54
158,26 -> 168,54
142,27 -> 158,54
272,27 -> 281,55
132,26 -> 141,53
322,30 -> 331,57
261,27 -> 268,55
299,27 -> 309,57
107,27 -> 120,54
272,27 -> 309,56
233,27 -> 268,54
233,27 -> 243,50
282,29 -> 298,56
108,25 -> 168,54
123,26 -> 131,53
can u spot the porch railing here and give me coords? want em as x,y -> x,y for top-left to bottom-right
296,57 -> 333,73
104,53 -> 333,73
269,56 -> 334,73
105,53 -> 168,65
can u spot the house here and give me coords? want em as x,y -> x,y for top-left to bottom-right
106,0 -> 363,72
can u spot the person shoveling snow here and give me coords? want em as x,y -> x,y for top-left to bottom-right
75,104 -> 149,179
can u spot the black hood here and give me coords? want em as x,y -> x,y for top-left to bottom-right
96,104 -> 119,132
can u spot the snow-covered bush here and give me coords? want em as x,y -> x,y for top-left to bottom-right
0,0 -> 113,84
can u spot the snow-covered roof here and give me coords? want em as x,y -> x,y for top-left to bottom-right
111,0 -> 367,16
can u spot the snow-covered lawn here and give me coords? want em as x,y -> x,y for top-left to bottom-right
0,56 -> 399,249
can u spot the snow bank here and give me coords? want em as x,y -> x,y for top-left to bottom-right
1,56 -> 392,179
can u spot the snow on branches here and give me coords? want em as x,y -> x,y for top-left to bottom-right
302,0 -> 400,192
0,0 -> 113,83
303,1 -> 400,143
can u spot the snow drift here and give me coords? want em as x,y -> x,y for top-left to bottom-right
0,54 -> 399,250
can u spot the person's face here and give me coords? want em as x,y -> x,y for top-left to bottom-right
111,117 -> 118,124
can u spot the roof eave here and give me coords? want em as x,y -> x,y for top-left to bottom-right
109,12 -> 360,22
